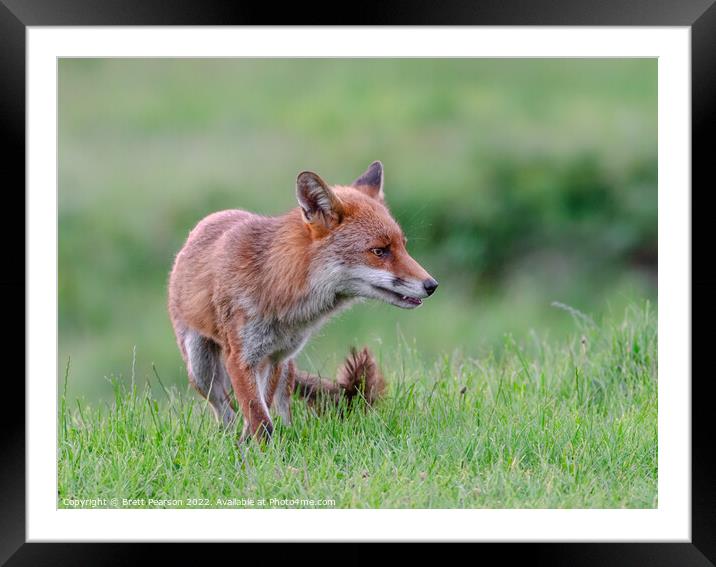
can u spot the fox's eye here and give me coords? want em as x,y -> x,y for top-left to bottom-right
371,247 -> 387,257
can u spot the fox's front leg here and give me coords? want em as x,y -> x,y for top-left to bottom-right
266,361 -> 295,425
225,339 -> 273,443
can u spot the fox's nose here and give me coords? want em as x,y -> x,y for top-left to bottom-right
423,278 -> 439,296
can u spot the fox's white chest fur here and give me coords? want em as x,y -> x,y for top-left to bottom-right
239,295 -> 356,368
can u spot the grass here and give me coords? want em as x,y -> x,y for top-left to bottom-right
58,302 -> 657,509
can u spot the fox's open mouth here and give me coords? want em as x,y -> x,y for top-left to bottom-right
371,285 -> 423,308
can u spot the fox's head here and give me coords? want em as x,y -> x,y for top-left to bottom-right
296,161 -> 438,309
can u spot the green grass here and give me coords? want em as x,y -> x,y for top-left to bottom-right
58,302 -> 657,509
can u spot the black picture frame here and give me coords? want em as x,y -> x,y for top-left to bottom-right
3,1 -> 713,564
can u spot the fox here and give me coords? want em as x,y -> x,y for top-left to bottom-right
168,161 -> 438,442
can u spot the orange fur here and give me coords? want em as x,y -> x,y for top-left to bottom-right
168,162 -> 436,442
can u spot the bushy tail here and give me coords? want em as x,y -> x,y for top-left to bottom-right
293,346 -> 386,409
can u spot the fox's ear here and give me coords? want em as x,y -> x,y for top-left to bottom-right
352,161 -> 384,201
296,171 -> 344,227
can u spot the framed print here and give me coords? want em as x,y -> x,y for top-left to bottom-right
4,0 -> 714,564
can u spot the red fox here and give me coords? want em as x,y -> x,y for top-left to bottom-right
168,161 -> 438,441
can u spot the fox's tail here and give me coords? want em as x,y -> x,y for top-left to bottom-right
292,346 -> 386,408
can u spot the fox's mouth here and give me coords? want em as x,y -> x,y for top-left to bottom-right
371,285 -> 423,309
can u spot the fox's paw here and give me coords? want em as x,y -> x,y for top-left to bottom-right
337,346 -> 386,405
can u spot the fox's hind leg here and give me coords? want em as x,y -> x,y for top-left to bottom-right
183,329 -> 236,428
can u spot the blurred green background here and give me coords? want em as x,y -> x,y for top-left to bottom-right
58,58 -> 657,401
